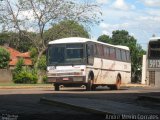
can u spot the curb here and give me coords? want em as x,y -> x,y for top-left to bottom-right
40,97 -> 112,115
121,84 -> 148,87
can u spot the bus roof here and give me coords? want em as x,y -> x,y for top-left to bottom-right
49,37 -> 129,50
149,37 -> 160,42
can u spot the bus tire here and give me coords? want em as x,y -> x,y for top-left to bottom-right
86,76 -> 95,91
110,75 -> 121,90
54,84 -> 60,91
91,85 -> 96,91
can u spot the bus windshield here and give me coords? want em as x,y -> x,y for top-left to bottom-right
48,44 -> 86,65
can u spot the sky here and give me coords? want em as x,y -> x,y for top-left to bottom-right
91,0 -> 160,49
1,0 -> 160,50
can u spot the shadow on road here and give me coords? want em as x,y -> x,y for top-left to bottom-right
0,88 -> 160,120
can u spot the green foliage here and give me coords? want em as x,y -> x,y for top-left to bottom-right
0,32 -> 34,52
14,58 -> 24,73
29,47 -> 38,65
97,34 -> 112,44
42,75 -> 47,83
44,20 -> 90,42
0,47 -> 10,69
13,68 -> 38,84
38,55 -> 46,70
112,30 -> 136,46
13,58 -> 38,84
13,67 -> 38,84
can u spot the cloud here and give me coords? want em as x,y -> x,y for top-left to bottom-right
140,0 -> 160,7
92,0 -> 160,49
146,9 -> 160,16
96,0 -> 111,4
112,0 -> 130,10
99,9 -> 160,48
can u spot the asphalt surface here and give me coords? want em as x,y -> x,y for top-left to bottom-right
0,86 -> 160,120
0,88 -> 105,120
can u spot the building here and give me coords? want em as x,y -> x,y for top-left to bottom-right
1,46 -> 32,69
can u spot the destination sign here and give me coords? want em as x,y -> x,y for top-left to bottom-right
148,59 -> 160,68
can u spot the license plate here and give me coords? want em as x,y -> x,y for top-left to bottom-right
63,78 -> 69,81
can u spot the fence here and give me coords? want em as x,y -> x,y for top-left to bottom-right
0,69 -> 13,83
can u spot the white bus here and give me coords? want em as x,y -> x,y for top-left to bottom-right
146,37 -> 160,87
47,37 -> 131,91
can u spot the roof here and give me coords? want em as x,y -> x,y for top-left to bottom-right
5,47 -> 21,59
49,37 -> 90,44
9,58 -> 32,66
17,52 -> 30,58
0,46 -> 32,66
49,37 -> 129,50
149,37 -> 160,42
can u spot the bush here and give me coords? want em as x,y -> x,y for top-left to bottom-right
13,66 -> 38,84
14,58 -> 24,73
0,47 -> 10,69
38,55 -> 46,70
42,75 -> 47,83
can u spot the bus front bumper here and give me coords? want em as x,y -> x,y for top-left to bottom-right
47,76 -> 86,84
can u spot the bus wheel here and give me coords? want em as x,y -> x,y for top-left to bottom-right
54,84 -> 60,91
86,76 -> 94,91
110,75 -> 121,90
115,75 -> 121,90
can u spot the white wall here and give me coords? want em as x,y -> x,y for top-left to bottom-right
141,55 -> 147,84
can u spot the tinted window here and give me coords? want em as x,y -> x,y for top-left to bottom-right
122,50 -> 127,61
94,44 -> 98,56
116,49 -> 122,60
104,46 -> 110,58
126,51 -> 130,62
95,44 -> 103,57
48,45 -> 65,64
109,47 -> 116,59
149,42 -> 160,59
66,44 -> 83,59
48,44 -> 85,65
87,44 -> 94,57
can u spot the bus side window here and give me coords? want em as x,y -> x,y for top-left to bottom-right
126,51 -> 130,62
97,44 -> 101,57
110,47 -> 116,60
87,44 -> 94,65
94,44 -> 98,57
87,44 -> 94,57
95,44 -> 102,57
104,46 -> 110,58
116,48 -> 122,61
98,45 -> 104,57
122,50 -> 127,61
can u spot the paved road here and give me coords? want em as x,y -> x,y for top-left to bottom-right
0,88 -> 105,120
0,87 -> 160,120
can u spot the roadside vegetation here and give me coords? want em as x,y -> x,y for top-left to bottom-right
0,47 -> 10,69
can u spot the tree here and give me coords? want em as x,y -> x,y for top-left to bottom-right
0,47 -> 10,69
0,32 -> 34,52
97,34 -> 112,44
44,20 -> 89,41
112,30 -> 136,46
0,0 -> 101,68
